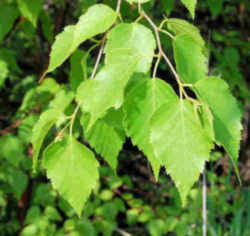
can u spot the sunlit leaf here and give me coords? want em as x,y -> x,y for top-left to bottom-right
43,137 -> 99,216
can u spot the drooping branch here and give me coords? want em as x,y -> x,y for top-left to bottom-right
141,10 -> 180,82
0,119 -> 22,135
141,10 -> 200,104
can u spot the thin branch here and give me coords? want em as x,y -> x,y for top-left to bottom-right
115,228 -> 132,236
83,43 -> 100,81
0,119 -> 22,136
90,38 -> 106,79
141,10 -> 199,104
202,169 -> 207,236
116,0 -> 122,13
90,0 -> 122,79
141,10 -> 180,83
69,104 -> 80,138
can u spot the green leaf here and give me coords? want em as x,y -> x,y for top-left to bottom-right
6,168 -> 28,199
31,109 -> 61,171
0,135 -> 24,166
43,137 -> 99,216
69,50 -> 86,90
0,60 -> 9,87
21,225 -> 38,236
207,0 -> 224,18
37,77 -> 61,94
105,23 -> 156,73
150,99 -> 213,204
0,4 -> 19,42
199,103 -> 215,143
44,206 -> 62,221
76,52 -> 139,127
32,183 -> 55,206
48,89 -> 74,112
17,0 -> 43,27
123,77 -> 178,180
18,114 -> 39,144
195,77 -> 242,177
166,18 -> 204,47
81,109 -> 126,169
180,0 -> 197,19
47,4 -> 117,73
31,87 -> 73,169
47,25 -> 75,72
162,0 -> 175,16
173,33 -> 208,84
76,22 -> 156,127
40,9 -> 54,42
19,78 -> 61,112
0,49 -> 21,73
148,219 -> 166,236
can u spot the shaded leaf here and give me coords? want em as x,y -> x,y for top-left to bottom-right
40,9 -> 54,42
81,109 -> 126,169
6,168 -> 28,199
0,49 -> 21,73
0,135 -> 24,166
17,0 -> 43,27
18,114 -> 39,144
69,49 -> 86,90
31,109 -> 61,171
0,4 -> 19,42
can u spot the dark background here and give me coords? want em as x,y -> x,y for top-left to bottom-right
0,0 -> 249,235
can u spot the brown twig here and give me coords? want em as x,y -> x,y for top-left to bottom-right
0,119 -> 22,136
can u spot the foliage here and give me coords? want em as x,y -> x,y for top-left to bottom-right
0,154 -> 249,235
0,0 -> 249,235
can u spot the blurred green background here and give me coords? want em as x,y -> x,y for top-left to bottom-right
0,0 -> 249,235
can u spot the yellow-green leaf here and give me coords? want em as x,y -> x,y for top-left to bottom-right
173,33 -> 208,84
180,0 -> 197,19
150,99 -> 213,204
47,4 -> 117,73
43,137 -> 99,216
123,77 -> 177,180
195,76 -> 243,179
